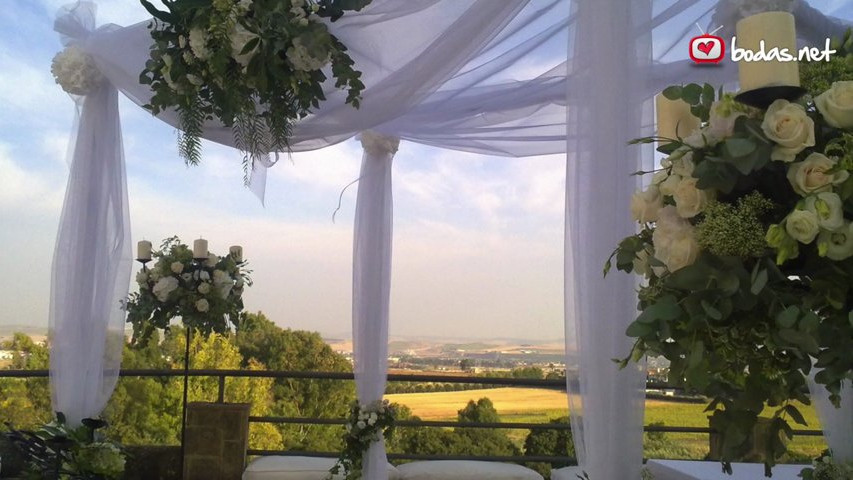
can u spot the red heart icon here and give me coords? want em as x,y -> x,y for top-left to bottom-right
697,41 -> 714,55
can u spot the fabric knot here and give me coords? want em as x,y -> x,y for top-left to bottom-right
55,1 -> 97,46
359,131 -> 401,156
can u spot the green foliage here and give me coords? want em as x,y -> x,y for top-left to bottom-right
235,312 -> 354,450
696,192 -> 775,258
5,414 -> 125,480
140,0 -> 370,177
800,450 -> 853,480
800,29 -> 853,97
330,400 -> 397,480
522,416 -> 574,477
612,53 -> 853,473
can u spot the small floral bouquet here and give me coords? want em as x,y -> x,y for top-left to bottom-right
124,236 -> 250,342
51,45 -> 106,96
329,399 -> 396,480
800,450 -> 853,480
5,413 -> 125,480
607,37 -> 853,475
138,0 -> 371,180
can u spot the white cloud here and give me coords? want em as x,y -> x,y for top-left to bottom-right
0,144 -> 65,213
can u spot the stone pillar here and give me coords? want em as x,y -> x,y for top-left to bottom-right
184,402 -> 251,480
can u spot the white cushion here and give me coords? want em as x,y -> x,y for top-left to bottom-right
550,467 -> 585,480
243,455 -> 401,480
396,461 -> 544,480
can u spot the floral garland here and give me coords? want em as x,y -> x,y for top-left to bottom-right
139,0 -> 372,182
5,414 -> 125,480
329,399 -> 396,480
123,236 -> 250,342
608,35 -> 853,474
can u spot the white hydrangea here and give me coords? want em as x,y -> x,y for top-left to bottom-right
188,28 -> 210,60
286,36 -> 330,72
51,45 -> 105,95
152,277 -> 179,302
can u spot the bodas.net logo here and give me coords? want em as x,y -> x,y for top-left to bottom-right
689,34 -> 725,63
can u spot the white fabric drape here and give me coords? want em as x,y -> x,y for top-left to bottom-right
50,2 -> 131,426
807,378 -> 853,462
563,0 -> 653,477
352,132 -> 399,480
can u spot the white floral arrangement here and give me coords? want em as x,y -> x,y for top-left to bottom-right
124,236 -> 250,341
609,76 -> 853,474
329,399 -> 397,480
50,45 -> 105,96
138,0 -> 372,181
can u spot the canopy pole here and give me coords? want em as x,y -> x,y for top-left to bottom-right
352,131 -> 399,480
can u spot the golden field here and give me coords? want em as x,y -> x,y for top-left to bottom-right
385,387 -> 827,461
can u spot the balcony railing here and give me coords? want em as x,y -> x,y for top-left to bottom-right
0,369 -> 825,465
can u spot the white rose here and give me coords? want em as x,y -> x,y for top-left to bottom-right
181,273 -> 192,282
815,80 -> 853,129
198,282 -> 211,295
786,152 -> 849,196
152,277 -> 179,302
784,209 -> 820,244
230,23 -> 259,66
670,151 -> 695,178
652,206 -> 700,272
630,186 -> 663,223
659,173 -> 682,196
213,269 -> 234,298
199,270 -> 210,281
651,170 -> 668,186
206,253 -> 219,267
356,421 -> 366,430
188,28 -> 210,60
683,127 -> 723,148
818,221 -> 853,260
761,99 -> 815,163
654,226 -> 700,273
170,262 -> 184,274
195,298 -> 210,313
673,177 -> 714,218
804,192 -> 845,231
135,270 -> 149,285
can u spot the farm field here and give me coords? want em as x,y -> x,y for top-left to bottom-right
385,388 -> 826,462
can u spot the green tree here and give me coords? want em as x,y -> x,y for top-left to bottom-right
459,359 -> 474,372
235,312 -> 355,451
0,333 -> 51,429
454,398 -> 520,457
523,416 -> 575,477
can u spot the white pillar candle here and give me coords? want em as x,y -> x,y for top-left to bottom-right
193,238 -> 208,259
229,245 -> 243,262
137,240 -> 152,261
656,94 -> 700,141
735,12 -> 800,92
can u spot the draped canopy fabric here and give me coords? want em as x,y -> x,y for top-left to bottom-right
52,0 -> 853,478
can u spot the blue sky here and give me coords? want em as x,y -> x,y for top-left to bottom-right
0,0 -> 567,341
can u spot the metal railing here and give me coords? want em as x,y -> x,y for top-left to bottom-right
0,369 -> 825,464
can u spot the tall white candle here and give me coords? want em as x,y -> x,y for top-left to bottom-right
137,240 -> 152,261
193,238 -> 208,259
229,245 -> 243,262
656,94 -> 700,141
735,12 -> 800,91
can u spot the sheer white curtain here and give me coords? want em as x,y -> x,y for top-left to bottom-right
352,132 -> 399,480
50,2 -> 131,426
563,0 -> 653,477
